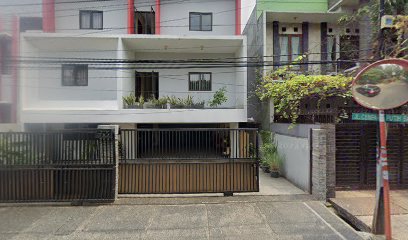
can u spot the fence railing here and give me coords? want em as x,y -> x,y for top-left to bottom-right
0,129 -> 115,167
119,128 -> 258,162
0,129 -> 116,202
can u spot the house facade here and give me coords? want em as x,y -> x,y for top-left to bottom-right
243,0 -> 365,125
0,1 -> 43,131
2,0 -> 247,131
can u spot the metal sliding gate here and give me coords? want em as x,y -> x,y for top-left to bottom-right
118,128 -> 259,194
336,123 -> 408,189
0,129 -> 116,202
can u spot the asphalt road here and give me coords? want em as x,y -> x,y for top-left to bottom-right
353,81 -> 408,109
0,195 -> 367,240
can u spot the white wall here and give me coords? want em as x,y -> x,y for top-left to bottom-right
275,134 -> 310,192
55,0 -> 128,35
160,0 -> 236,36
130,52 -> 239,108
21,36 -> 120,110
54,0 -> 236,36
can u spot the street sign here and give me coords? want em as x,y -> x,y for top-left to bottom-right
352,113 -> 408,123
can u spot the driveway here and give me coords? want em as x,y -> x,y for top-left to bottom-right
0,196 -> 365,240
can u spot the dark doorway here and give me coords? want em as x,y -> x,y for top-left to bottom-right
135,71 -> 159,100
135,11 -> 155,34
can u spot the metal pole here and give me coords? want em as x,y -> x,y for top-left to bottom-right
372,126 -> 384,234
379,110 -> 392,240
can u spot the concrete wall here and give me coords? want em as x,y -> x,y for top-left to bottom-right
131,52 -> 239,108
20,37 -> 120,110
55,0 -> 128,35
54,0 -> 235,36
243,8 -> 263,122
160,0 -> 236,36
257,0 -> 328,17
272,123 -> 321,193
275,133 -> 310,192
311,125 -> 336,200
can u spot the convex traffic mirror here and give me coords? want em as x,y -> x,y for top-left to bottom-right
352,59 -> 408,110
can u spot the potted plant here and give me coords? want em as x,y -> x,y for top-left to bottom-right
269,152 -> 283,178
208,87 -> 228,108
192,100 -> 205,109
184,95 -> 194,108
123,93 -> 137,109
144,97 -> 157,109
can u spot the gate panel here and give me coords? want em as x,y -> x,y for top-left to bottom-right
0,130 -> 116,202
119,128 -> 259,194
336,123 -> 408,189
119,161 -> 258,194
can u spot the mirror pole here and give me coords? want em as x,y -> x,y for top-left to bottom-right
378,110 -> 392,240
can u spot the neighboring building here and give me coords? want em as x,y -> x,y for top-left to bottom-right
11,0 -> 247,131
0,1 -> 42,131
243,0 -> 363,125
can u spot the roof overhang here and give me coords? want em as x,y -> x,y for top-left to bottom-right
121,35 -> 244,54
21,33 -> 244,54
265,11 -> 344,24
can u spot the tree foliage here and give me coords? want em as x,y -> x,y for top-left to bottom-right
339,0 -> 408,59
257,68 -> 353,123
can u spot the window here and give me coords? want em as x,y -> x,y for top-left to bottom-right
62,65 -> 88,86
135,11 -> 155,34
80,10 -> 103,29
279,35 -> 302,64
189,73 -> 211,91
0,37 -> 12,75
189,12 -> 212,31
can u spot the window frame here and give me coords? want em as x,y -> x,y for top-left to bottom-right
79,10 -> 103,30
188,72 -> 212,91
189,12 -> 213,32
279,34 -> 303,63
61,64 -> 89,87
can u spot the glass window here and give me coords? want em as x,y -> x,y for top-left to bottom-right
189,73 -> 212,91
189,13 -> 212,31
279,35 -> 302,65
62,65 -> 88,86
279,36 -> 289,63
80,11 -> 103,29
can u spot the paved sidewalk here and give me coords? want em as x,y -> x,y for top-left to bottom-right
0,196 -> 365,240
330,190 -> 408,240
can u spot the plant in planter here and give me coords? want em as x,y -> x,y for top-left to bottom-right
259,130 -> 284,177
268,152 -> 283,178
123,93 -> 137,109
192,100 -> 205,109
184,95 -> 194,108
208,87 -> 228,108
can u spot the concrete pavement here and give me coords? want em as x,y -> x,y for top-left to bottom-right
330,190 -> 408,240
0,195 -> 366,240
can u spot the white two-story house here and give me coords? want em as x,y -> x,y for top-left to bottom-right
16,0 -> 247,131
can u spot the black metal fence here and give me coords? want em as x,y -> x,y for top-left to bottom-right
0,129 -> 116,202
119,128 -> 258,161
118,128 -> 259,194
